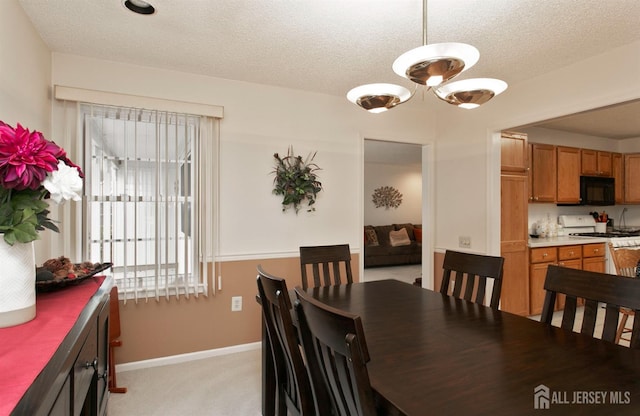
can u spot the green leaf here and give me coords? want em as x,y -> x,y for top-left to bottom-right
3,231 -> 17,246
12,222 -> 40,244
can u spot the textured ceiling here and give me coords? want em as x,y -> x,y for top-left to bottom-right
17,0 -> 640,140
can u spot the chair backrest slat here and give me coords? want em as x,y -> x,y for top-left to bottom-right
300,244 -> 353,290
440,250 -> 505,309
294,287 -> 377,416
541,265 -> 640,349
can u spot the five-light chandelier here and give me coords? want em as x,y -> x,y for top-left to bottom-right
347,0 -> 507,113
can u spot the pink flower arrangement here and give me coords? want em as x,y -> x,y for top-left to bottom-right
0,121 -> 83,245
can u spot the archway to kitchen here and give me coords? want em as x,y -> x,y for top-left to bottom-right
362,139 -> 433,288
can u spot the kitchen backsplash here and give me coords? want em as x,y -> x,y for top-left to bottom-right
528,204 -> 640,234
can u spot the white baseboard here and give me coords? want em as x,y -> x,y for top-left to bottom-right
116,341 -> 262,373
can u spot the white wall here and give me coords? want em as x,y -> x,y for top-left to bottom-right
0,1 -> 54,262
8,0 -> 640,285
50,53 -> 435,262
433,40 -> 640,258
364,162 -> 422,226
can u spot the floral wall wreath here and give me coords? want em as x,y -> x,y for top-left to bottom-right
372,186 -> 402,209
271,146 -> 323,213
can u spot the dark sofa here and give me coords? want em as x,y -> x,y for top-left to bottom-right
364,223 -> 422,268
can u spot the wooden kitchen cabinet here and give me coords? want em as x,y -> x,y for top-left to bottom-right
556,146 -> 581,204
582,243 -> 606,273
624,153 -> 640,204
529,247 -> 557,315
529,243 -> 604,315
557,245 -> 582,268
556,245 -> 583,310
612,152 -> 624,204
501,131 -> 528,173
531,143 -> 556,202
500,174 -> 530,316
581,149 -> 612,176
500,131 -> 530,316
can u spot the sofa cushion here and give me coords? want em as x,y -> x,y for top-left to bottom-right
394,223 -> 415,240
389,228 -> 411,247
414,227 -> 422,243
364,227 -> 379,246
374,225 -> 395,246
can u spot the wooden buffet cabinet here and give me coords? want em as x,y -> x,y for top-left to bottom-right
11,278 -> 112,416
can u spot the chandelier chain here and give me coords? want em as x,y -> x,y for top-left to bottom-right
422,0 -> 427,46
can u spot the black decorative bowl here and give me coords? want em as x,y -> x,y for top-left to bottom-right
35,262 -> 113,292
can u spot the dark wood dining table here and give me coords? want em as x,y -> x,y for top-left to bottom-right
261,279 -> 640,415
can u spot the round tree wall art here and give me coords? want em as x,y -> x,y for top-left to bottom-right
372,186 -> 402,209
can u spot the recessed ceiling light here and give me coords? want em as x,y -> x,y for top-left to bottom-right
124,0 -> 155,15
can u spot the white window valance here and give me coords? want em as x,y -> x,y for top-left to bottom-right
54,85 -> 224,119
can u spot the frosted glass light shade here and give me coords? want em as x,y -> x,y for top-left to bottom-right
434,78 -> 508,109
347,83 -> 412,112
392,43 -> 480,86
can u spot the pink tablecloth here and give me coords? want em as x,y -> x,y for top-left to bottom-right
0,276 -> 106,416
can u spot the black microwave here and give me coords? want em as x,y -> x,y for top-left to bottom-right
580,176 -> 615,206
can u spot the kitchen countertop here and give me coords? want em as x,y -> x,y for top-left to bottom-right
528,235 -> 608,248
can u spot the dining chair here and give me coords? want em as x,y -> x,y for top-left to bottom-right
256,266 -> 315,416
607,243 -> 640,344
439,250 -> 505,309
294,287 -> 378,416
541,264 -> 640,349
299,244 -> 353,289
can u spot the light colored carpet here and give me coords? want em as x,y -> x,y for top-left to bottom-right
107,348 -> 262,416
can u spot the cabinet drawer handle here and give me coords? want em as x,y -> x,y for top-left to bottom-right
593,249 -> 599,253
542,253 -> 547,257
84,357 -> 98,371
99,369 -> 108,380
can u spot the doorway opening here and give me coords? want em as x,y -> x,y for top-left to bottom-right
363,139 -> 425,286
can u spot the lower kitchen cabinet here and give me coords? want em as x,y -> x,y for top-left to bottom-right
528,243 -> 605,315
529,247 -> 558,316
582,243 -> 606,272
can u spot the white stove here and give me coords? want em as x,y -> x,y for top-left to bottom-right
559,215 -> 640,274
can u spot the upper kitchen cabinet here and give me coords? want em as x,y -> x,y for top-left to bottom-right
531,143 -> 556,202
581,149 -> 612,176
556,146 -> 581,204
612,153 -> 624,204
501,131 -> 528,173
625,153 -> 640,203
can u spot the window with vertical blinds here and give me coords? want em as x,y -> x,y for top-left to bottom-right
80,104 -> 215,301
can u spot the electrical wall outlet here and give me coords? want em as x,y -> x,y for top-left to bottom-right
459,236 -> 471,248
231,296 -> 243,312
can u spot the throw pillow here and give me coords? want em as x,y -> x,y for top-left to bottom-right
414,227 -> 422,243
394,223 -> 415,240
365,228 -> 379,246
389,228 -> 411,247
